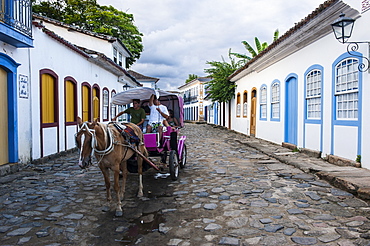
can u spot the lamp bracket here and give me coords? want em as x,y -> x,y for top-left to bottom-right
345,41 -> 370,73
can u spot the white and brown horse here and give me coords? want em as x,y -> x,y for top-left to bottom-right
75,117 -> 147,216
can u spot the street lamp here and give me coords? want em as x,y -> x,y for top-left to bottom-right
331,13 -> 370,72
331,13 -> 355,43
122,83 -> 131,91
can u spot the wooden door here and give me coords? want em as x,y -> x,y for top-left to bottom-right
250,89 -> 257,136
82,85 -> 89,122
93,88 -> 99,121
0,67 -> 8,165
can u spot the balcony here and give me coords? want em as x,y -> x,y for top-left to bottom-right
0,0 -> 33,47
183,95 -> 198,104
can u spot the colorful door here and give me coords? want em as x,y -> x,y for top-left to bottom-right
0,67 -> 8,165
82,85 -> 89,122
250,89 -> 257,136
285,76 -> 298,145
93,88 -> 99,121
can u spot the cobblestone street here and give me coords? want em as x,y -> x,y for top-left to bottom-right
1,123 -> 370,245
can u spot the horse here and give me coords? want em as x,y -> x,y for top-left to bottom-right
75,116 -> 148,216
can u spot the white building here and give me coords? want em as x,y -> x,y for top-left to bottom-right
227,0 -> 370,168
1,10 -> 141,167
178,77 -> 212,122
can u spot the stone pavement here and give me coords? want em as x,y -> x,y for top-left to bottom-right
1,123 -> 370,245
232,129 -> 370,202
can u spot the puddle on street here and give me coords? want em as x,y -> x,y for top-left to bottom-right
118,212 -> 165,245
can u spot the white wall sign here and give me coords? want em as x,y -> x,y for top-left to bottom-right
19,74 -> 29,99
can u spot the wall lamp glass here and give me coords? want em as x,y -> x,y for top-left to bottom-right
331,13 -> 370,72
122,83 -> 132,90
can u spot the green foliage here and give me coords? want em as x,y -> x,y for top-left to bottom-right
204,49 -> 244,103
32,0 -> 143,67
185,74 -> 199,84
230,29 -> 279,65
356,155 -> 361,163
273,29 -> 279,42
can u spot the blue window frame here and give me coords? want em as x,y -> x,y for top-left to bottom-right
331,52 -> 362,156
304,65 -> 323,124
335,58 -> 359,120
260,84 -> 267,120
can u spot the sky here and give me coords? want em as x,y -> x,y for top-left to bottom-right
97,0 -> 326,91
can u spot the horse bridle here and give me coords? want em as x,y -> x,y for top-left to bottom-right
75,121 -> 116,158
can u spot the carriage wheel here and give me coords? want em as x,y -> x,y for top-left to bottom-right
179,144 -> 187,169
169,150 -> 179,181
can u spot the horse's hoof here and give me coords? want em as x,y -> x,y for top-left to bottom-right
101,206 -> 110,212
115,210 -> 123,217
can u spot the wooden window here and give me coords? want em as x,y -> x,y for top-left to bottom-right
111,90 -> 117,119
41,73 -> 56,124
236,93 -> 241,117
113,48 -> 117,63
93,86 -> 100,121
119,52 -> 123,66
65,80 -> 76,123
102,88 -> 109,121
82,84 -> 90,122
243,91 -> 248,117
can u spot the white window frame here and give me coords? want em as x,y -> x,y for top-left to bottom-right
113,48 -> 117,63
111,91 -> 117,119
102,89 -> 109,120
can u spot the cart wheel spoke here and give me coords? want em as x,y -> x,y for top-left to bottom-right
179,144 -> 187,169
169,150 -> 179,181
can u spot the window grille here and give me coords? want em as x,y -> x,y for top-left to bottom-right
103,89 -> 109,120
335,58 -> 359,120
260,86 -> 267,119
243,91 -> 248,117
271,82 -> 280,119
306,69 -> 322,119
111,91 -> 117,118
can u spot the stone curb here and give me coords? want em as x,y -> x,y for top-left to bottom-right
235,137 -> 370,202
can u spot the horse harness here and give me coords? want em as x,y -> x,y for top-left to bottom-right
76,121 -> 143,164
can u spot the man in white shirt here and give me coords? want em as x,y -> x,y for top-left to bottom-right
146,94 -> 169,141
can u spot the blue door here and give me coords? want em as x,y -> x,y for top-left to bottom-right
285,76 -> 298,145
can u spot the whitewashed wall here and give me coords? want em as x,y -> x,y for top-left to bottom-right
232,7 -> 370,168
27,24 -> 124,160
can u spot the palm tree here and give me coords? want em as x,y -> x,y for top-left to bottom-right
230,29 -> 279,64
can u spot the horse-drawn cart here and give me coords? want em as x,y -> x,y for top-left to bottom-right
75,87 -> 187,216
111,87 -> 187,181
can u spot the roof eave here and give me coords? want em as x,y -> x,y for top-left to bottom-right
229,0 -> 360,82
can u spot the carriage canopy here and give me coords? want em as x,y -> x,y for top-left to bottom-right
111,87 -> 184,127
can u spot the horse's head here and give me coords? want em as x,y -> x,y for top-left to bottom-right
75,117 -> 98,169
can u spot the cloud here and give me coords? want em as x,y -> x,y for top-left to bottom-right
98,0 -> 325,91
